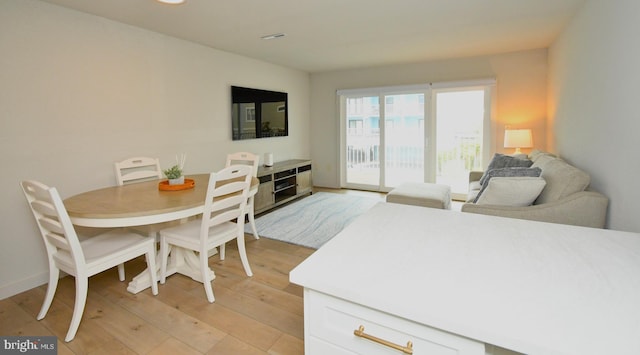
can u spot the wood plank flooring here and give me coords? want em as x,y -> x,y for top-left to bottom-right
0,188 -> 386,354
1,237 -> 314,354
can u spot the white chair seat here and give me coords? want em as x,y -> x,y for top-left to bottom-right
161,219 -> 238,251
53,229 -> 156,277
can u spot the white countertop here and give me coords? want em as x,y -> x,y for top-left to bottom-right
290,202 -> 640,355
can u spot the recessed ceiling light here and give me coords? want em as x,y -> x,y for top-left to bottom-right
261,33 -> 286,40
156,0 -> 185,4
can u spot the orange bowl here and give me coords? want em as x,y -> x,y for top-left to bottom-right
158,178 -> 195,191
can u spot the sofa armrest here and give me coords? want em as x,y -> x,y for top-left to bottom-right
469,170 -> 484,183
461,191 -> 609,228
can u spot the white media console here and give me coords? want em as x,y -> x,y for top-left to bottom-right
254,159 -> 312,214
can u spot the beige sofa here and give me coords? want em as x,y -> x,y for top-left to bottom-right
461,150 -> 609,228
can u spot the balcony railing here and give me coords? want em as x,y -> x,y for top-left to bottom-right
346,133 -> 482,189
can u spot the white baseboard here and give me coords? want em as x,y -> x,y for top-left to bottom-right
0,271 -> 49,300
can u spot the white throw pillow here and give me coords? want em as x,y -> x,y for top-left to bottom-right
475,177 -> 546,206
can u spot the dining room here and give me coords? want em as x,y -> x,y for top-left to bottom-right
0,0 -> 311,304
0,3 -> 314,352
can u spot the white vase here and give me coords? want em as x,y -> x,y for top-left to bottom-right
168,176 -> 185,185
264,153 -> 274,167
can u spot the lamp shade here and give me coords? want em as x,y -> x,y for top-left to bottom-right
504,129 -> 533,154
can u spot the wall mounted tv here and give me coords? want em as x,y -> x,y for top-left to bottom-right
231,86 -> 288,140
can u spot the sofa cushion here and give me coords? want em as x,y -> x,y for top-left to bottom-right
534,158 -> 591,204
479,153 -> 533,185
474,167 -> 542,203
531,153 -> 557,169
476,177 -> 547,206
528,149 -> 556,163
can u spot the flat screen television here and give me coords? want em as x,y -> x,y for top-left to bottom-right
231,86 -> 288,140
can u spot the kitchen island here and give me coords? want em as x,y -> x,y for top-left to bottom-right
290,202 -> 640,355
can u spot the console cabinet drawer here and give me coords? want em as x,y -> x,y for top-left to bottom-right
306,290 -> 484,355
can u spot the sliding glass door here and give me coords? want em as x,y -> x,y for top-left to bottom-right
340,81 -> 493,197
342,86 -> 427,191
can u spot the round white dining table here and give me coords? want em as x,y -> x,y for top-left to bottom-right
64,174 -> 214,228
64,174 -> 258,294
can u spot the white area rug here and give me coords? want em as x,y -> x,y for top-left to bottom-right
247,192 -> 381,249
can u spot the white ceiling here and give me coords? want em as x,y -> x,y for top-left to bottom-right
39,0 -> 586,73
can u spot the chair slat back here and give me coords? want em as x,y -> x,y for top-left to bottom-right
200,165 -> 252,238
226,152 -> 259,177
114,157 -> 162,185
21,180 -> 85,267
30,199 -> 69,250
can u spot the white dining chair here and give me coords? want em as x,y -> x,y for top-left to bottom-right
114,156 -> 163,185
114,156 -> 183,243
159,165 -> 253,303
20,180 -> 158,342
226,152 -> 260,239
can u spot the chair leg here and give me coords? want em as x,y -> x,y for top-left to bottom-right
219,243 -> 226,260
145,246 -> 159,295
247,197 -> 259,239
236,232 -> 253,277
200,252 -> 215,303
160,238 -> 169,284
117,263 -> 125,281
65,275 -> 88,342
37,265 -> 60,320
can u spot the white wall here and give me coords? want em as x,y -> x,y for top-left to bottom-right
310,49 -> 549,188
0,0 -> 310,299
548,0 -> 640,232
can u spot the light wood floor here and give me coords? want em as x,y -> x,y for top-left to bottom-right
1,237 -> 314,354
0,188 -> 385,355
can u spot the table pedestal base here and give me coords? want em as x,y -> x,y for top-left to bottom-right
127,247 -> 217,294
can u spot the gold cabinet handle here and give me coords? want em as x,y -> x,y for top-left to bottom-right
353,325 -> 414,354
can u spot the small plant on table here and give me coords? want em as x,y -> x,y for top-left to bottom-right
164,165 -> 183,185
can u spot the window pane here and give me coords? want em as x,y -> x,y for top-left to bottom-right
384,93 -> 425,187
435,90 -> 484,195
346,96 -> 380,186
